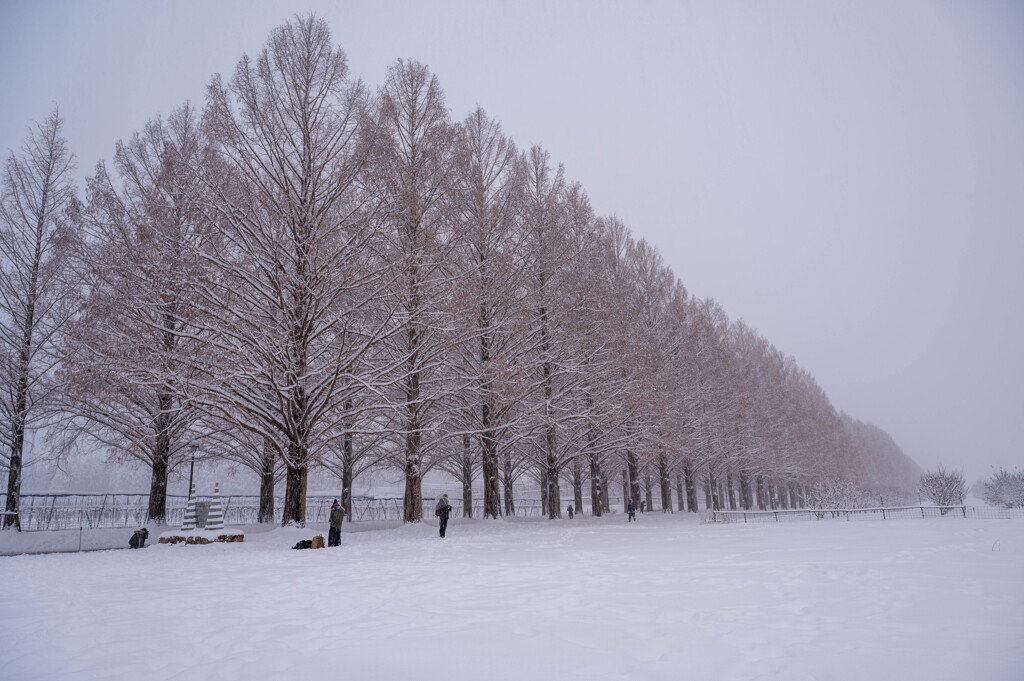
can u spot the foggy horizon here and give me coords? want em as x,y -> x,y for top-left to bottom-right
1,0 -> 1021,483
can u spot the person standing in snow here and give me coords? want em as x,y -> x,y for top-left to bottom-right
640,499 -> 646,514
567,504 -> 574,519
328,499 -> 344,547
627,499 -> 637,522
435,493 -> 452,538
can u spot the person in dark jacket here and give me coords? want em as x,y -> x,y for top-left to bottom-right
640,500 -> 646,514
328,499 -> 344,547
627,500 -> 637,522
435,493 -> 452,538
567,504 -> 574,519
128,527 -> 149,549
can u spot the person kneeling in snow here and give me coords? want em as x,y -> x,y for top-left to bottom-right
128,527 -> 149,549
435,494 -> 452,538
328,499 -> 344,547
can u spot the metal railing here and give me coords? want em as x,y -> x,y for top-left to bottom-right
0,492 -> 557,531
708,505 -> 1024,524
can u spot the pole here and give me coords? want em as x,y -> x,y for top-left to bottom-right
188,447 -> 197,495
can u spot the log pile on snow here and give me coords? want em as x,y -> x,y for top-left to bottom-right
158,530 -> 245,545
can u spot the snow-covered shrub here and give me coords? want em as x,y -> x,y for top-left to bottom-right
918,466 -> 965,513
981,467 -> 1024,508
806,477 -> 861,517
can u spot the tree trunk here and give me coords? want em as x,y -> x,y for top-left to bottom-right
704,472 -> 714,511
676,474 -> 686,512
3,438 -> 23,531
480,413 -> 501,519
571,458 -> 583,517
403,431 -> 422,523
644,473 -> 654,512
627,451 -> 641,509
282,463 -> 308,526
684,463 -> 698,512
727,473 -> 737,510
545,431 -> 561,519
621,469 -> 629,513
589,446 -> 603,518
147,449 -> 169,525
5,312 -> 36,530
462,434 -> 473,518
600,470 -> 611,513
146,390 -> 174,524
478,295 -> 502,519
739,470 -> 752,510
659,455 -> 672,513
403,295 -> 424,523
756,475 -> 767,510
539,468 -> 549,517
258,439 -> 276,524
503,455 -> 515,516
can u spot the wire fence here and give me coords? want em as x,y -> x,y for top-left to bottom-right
708,505 -> 1024,524
0,492 -> 554,531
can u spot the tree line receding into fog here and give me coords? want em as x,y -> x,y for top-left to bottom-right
1,15 -> 922,530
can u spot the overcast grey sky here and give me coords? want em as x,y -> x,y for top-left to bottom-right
2,0 -> 1021,482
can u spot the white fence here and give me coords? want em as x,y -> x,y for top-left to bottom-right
708,505 -> 1024,524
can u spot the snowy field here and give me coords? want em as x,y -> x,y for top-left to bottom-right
1,514 -> 1022,681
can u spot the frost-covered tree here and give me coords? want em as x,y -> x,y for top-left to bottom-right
60,105 -> 210,524
919,465 -> 966,510
200,15 -> 389,526
449,107 -> 528,519
0,109 -> 79,529
369,58 -> 459,523
981,467 -> 1024,508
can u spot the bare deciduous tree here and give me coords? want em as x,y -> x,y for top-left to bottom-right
919,465 -> 966,512
0,108 -> 79,529
200,15 -> 389,526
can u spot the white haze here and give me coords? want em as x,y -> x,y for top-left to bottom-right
1,0 -> 1021,483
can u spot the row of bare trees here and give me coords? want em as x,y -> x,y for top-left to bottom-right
1,15 -> 919,530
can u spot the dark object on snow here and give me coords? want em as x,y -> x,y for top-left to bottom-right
627,500 -> 637,522
567,505 -> 575,519
293,539 -> 313,550
129,528 -> 149,549
435,494 -> 452,538
640,500 -> 646,514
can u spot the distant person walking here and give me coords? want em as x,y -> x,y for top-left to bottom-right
627,499 -> 637,522
567,504 -> 575,519
435,493 -> 452,538
328,499 -> 344,547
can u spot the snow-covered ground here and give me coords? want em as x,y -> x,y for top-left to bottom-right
1,513 -> 1022,680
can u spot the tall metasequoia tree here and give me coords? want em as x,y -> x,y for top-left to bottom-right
61,105 -> 208,524
372,59 -> 457,522
0,109 -> 78,530
522,148 -> 597,519
201,15 -> 386,526
450,107 -> 527,519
